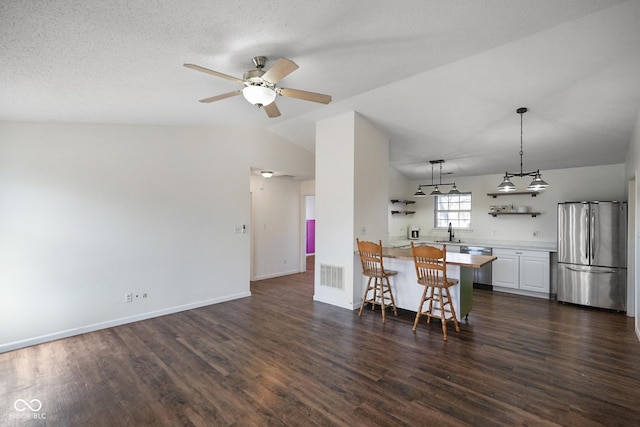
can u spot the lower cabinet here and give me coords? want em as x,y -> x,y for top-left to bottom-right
492,248 -> 550,298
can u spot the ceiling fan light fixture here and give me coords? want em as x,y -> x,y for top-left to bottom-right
260,171 -> 274,178
242,85 -> 276,107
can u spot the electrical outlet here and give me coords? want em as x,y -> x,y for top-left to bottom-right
125,293 -> 132,303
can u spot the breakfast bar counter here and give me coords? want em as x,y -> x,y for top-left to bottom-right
359,245 -> 496,319
380,246 -> 497,268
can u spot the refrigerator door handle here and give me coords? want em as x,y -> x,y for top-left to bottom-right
590,208 -> 596,261
565,266 -> 615,274
584,207 -> 590,260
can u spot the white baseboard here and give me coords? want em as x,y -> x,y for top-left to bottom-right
252,269 -> 301,281
0,291 -> 251,354
312,295 -> 356,311
492,287 -> 550,299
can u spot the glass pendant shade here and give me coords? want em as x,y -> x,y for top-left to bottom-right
429,186 -> 442,196
448,184 -> 460,194
498,175 -> 516,192
414,186 -> 426,197
242,85 -> 277,106
527,173 -> 549,191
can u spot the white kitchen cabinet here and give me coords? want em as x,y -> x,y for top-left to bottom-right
492,250 -> 519,289
492,248 -> 550,298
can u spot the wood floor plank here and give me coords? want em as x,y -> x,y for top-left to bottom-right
2,257 -> 640,426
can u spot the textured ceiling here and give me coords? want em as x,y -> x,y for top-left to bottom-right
2,0 -> 639,181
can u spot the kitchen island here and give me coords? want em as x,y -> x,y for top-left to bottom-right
362,246 -> 496,319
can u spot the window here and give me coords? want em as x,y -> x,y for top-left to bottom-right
435,193 -> 472,229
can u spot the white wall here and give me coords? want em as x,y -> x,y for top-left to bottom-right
314,112 -> 356,308
314,112 -> 390,309
250,174 -> 302,280
0,122 -> 314,352
305,194 -> 315,220
625,109 -> 640,337
389,166 -> 418,239
353,114 -> 390,305
300,180 -> 316,272
395,164 -> 626,244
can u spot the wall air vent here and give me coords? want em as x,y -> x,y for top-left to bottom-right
320,264 -> 344,290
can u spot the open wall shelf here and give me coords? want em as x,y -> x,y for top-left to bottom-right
488,212 -> 540,217
487,191 -> 539,198
391,210 -> 416,215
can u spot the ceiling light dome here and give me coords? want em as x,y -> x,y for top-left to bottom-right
243,85 -> 276,107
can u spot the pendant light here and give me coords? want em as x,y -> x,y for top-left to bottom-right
497,107 -> 549,192
414,160 -> 461,197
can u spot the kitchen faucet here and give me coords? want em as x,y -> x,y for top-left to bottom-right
448,222 -> 455,242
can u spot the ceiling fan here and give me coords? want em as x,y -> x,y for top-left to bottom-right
184,56 -> 332,118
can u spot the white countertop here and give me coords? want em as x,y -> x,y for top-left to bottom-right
388,238 -> 557,252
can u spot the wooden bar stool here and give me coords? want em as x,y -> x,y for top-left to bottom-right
356,239 -> 398,323
411,242 -> 460,340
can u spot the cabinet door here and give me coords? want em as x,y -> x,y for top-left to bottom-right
520,254 -> 550,293
492,250 -> 519,289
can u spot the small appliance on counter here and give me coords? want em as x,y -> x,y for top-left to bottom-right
408,225 -> 420,240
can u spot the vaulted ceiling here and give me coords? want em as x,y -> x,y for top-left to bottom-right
2,0 -> 640,180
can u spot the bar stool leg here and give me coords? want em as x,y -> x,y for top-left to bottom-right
413,286 -> 429,331
445,287 -> 461,333
438,288 -> 448,340
385,276 -> 398,317
358,276 -> 373,317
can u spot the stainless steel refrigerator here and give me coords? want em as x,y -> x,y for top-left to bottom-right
557,201 -> 627,311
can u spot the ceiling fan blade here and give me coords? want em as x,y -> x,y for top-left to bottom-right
263,102 -> 281,118
198,90 -> 242,103
279,88 -> 332,104
261,58 -> 298,84
183,63 -> 244,84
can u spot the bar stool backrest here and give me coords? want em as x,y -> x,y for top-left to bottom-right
411,243 -> 449,287
356,239 -> 386,278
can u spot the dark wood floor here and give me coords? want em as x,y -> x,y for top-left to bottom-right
2,256 -> 640,426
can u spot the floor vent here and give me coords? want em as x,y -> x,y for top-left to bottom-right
320,264 -> 344,290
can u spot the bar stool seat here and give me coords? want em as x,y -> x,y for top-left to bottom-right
411,242 -> 460,340
356,239 -> 398,323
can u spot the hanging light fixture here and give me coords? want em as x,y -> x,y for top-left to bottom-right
260,170 -> 274,178
414,160 -> 461,197
498,107 -> 549,192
